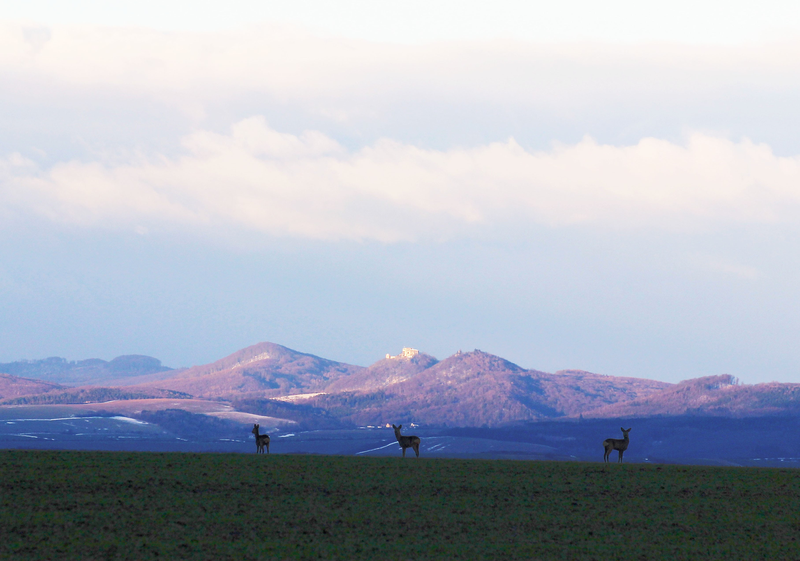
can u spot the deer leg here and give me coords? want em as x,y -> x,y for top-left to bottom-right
402,447 -> 407,458
618,450 -> 624,463
266,442 -> 270,454
414,444 -> 419,458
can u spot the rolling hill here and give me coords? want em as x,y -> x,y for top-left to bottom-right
135,342 -> 362,400
0,373 -> 64,400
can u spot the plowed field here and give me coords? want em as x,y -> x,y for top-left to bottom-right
2,451 -> 799,559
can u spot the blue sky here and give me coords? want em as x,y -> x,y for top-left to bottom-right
3,1 -> 800,383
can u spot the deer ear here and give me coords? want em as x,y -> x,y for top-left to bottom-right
621,427 -> 625,432
398,424 -> 402,429
627,428 -> 632,432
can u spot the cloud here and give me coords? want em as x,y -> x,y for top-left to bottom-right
3,21 -> 800,118
3,117 -> 800,242
4,21 -> 800,242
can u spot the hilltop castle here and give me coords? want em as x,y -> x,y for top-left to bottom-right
386,347 -> 419,360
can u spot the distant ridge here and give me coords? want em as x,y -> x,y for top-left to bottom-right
6,342 -> 800,427
0,355 -> 171,386
582,375 -> 800,418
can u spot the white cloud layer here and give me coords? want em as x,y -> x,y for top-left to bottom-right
4,22 -> 800,120
7,0 -> 800,44
3,117 -> 800,242
4,21 -> 800,241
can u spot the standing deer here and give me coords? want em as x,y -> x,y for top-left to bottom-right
603,427 -> 631,463
392,424 -> 421,458
252,423 -> 270,454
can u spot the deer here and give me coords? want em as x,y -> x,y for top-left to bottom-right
392,424 -> 421,458
252,423 -> 270,454
603,427 -> 631,463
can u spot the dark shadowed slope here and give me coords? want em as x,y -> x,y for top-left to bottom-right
0,386 -> 194,405
139,342 -> 363,400
582,374 -> 800,418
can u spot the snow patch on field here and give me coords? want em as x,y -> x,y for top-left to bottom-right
205,411 -> 296,425
272,393 -> 326,402
355,441 -> 398,455
111,416 -> 148,425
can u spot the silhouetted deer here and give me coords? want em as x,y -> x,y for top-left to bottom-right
252,423 -> 270,454
392,424 -> 421,458
603,427 -> 631,463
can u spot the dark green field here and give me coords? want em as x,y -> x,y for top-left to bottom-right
2,451 -> 799,560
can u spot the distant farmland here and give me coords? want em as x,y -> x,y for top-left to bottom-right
2,451 -> 799,560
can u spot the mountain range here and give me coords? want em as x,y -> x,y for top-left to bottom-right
2,342 -> 800,428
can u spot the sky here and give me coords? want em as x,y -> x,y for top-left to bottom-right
3,1 -> 800,383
